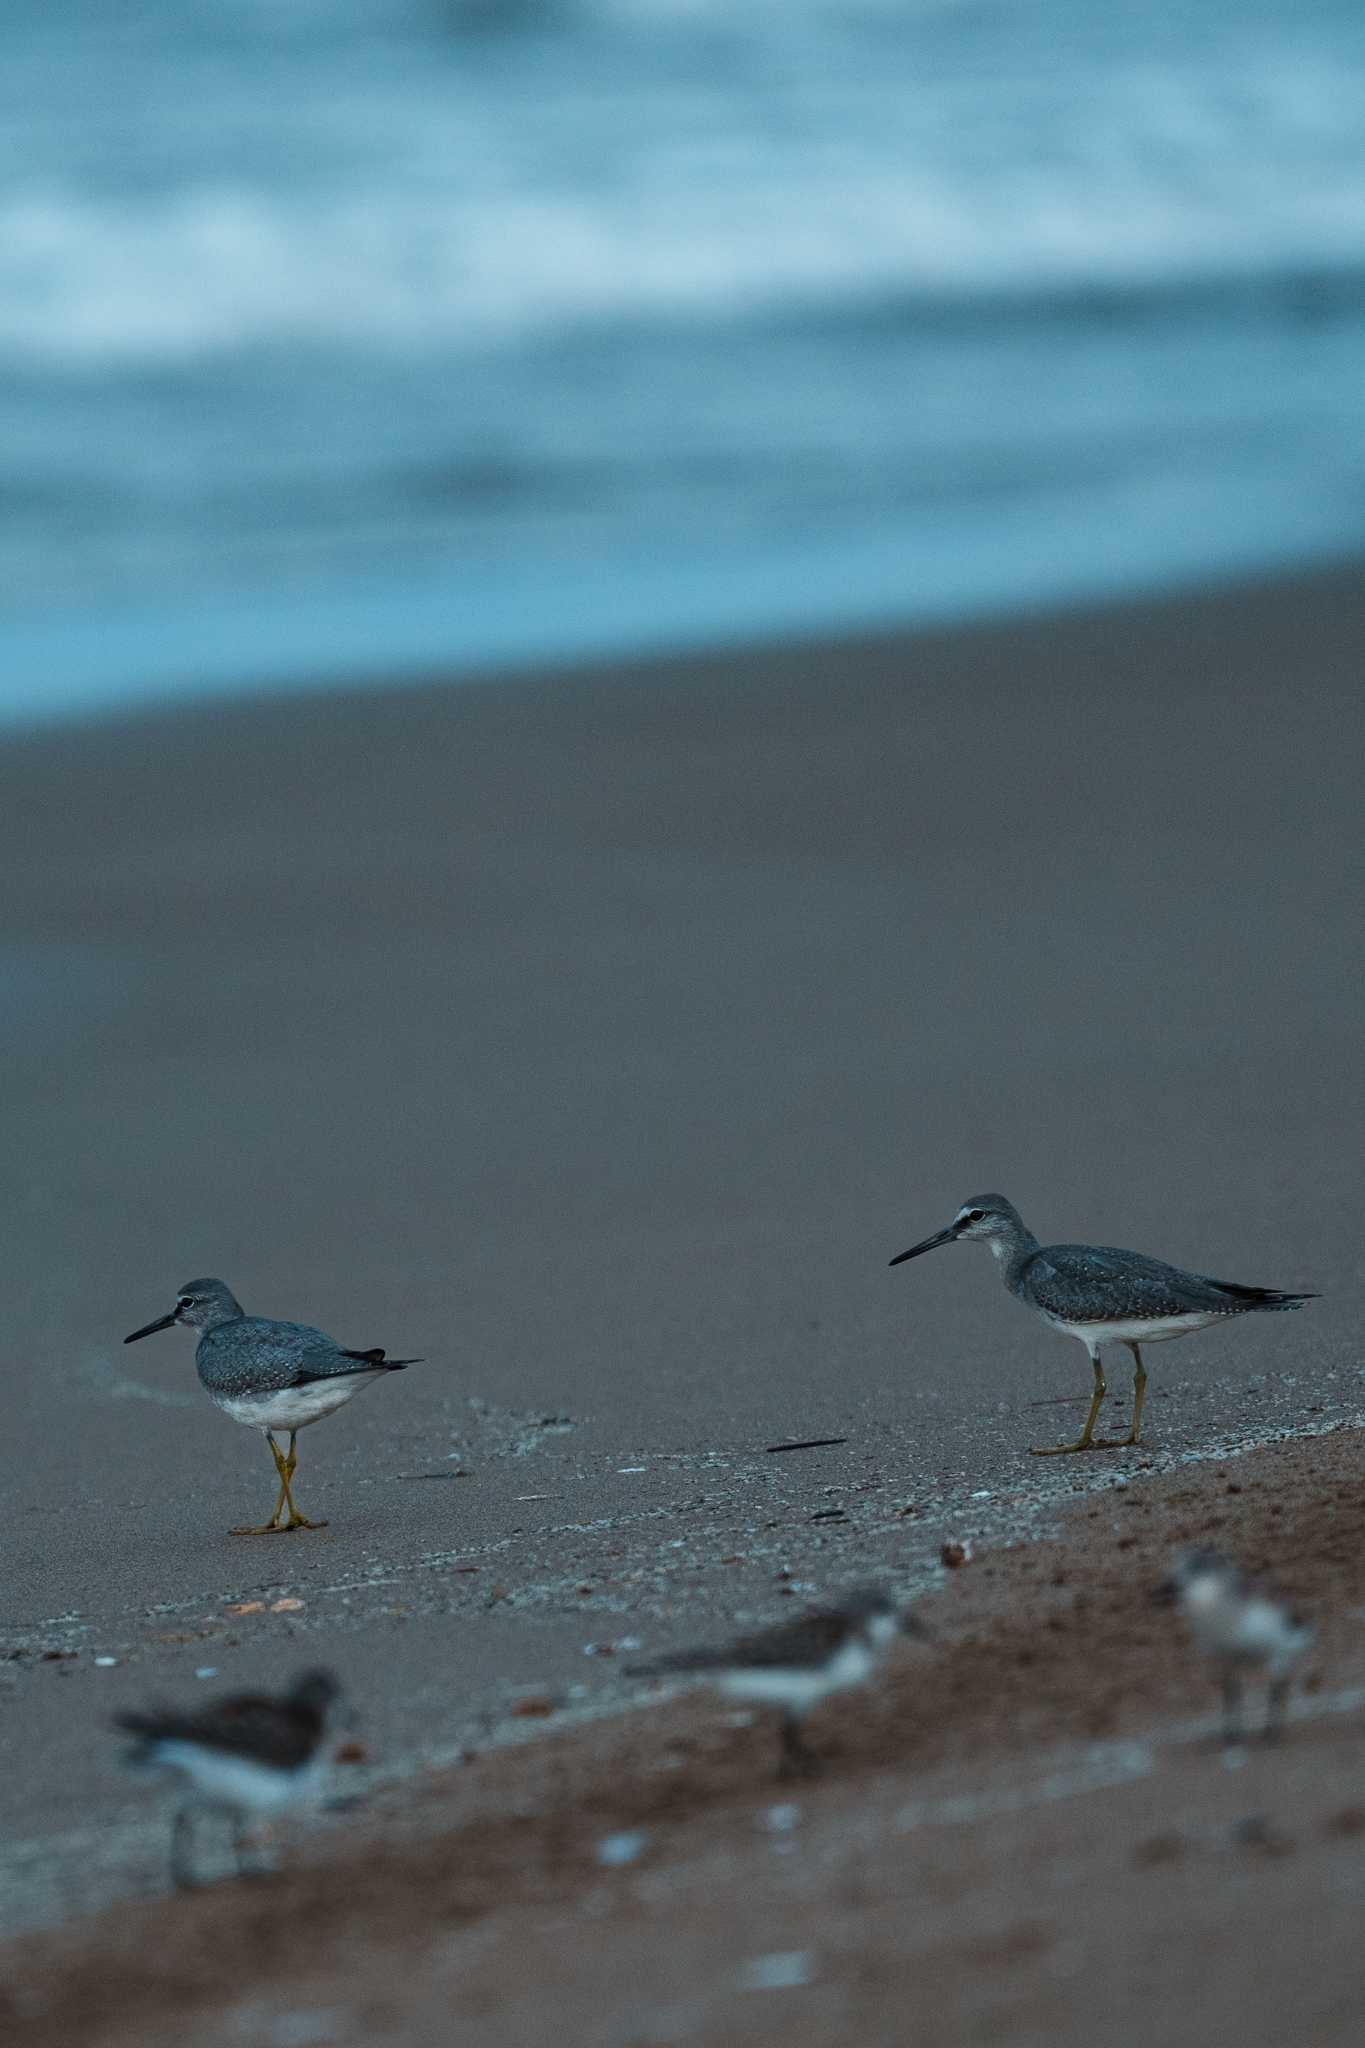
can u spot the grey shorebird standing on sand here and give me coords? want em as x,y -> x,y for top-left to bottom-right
890,1194 -> 1314,1455
627,1587 -> 926,1779
1154,1549 -> 1313,1746
116,1667 -> 342,1887
124,1278 -> 421,1533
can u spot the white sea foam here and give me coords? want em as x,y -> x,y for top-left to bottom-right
3,0 -> 1364,707
3,44 -> 1365,365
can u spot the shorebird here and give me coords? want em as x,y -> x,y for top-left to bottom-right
890,1194 -> 1314,1455
124,1278 -> 421,1533
1154,1549 -> 1313,1746
627,1586 -> 925,1778
116,1668 -> 341,1886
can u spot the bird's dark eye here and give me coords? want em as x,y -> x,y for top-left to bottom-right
967,1210 -> 985,1222
177,1296 -> 194,1309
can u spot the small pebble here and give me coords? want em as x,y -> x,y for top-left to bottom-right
94,1656 -> 119,1668
940,1541 -> 973,1569
739,1951 -> 812,1991
1231,1813 -> 1294,1856
765,1803 -> 801,1833
195,1667 -> 218,1680
1133,1832 -> 1184,1868
597,1830 -> 647,1867
266,2011 -> 345,2048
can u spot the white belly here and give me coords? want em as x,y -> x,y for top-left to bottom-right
1049,1312 -> 1222,1348
718,1640 -> 875,1715
1186,1593 -> 1313,1677
217,1374 -> 380,1433
141,1742 -> 323,1817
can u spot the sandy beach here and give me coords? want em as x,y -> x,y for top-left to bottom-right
9,1430 -> 1365,2047
1,563 -> 1362,2035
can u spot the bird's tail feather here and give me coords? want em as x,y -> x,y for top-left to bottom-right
625,1652 -> 727,1680
344,1349 -> 424,1369
1216,1284 -> 1317,1311
114,1711 -> 161,1739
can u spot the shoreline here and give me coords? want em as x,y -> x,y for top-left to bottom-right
5,540 -> 1365,741
1,556 -> 1360,2003
8,1395 -> 1364,1942
8,1424 -> 1365,2046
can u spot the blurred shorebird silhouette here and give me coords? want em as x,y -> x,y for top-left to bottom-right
1154,1548 -> 1313,1746
627,1586 -> 926,1779
116,1668 -> 342,1886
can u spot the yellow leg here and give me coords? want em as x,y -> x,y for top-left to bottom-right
1120,1343 -> 1147,1447
1085,1344 -> 1147,1449
231,1434 -> 293,1535
1031,1353 -> 1108,1455
277,1430 -> 326,1532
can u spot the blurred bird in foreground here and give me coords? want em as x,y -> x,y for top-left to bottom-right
627,1586 -> 926,1779
1154,1548 -> 1313,1746
116,1668 -> 343,1887
124,1278 -> 421,1533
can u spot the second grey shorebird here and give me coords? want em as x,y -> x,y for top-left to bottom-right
890,1194 -> 1314,1455
124,1279 -> 421,1533
627,1586 -> 926,1779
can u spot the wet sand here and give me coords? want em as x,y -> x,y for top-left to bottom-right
8,1428 -> 1365,2047
0,562 -> 1362,2014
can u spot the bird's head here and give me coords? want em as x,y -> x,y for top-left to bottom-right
889,1193 -> 1025,1267
124,1277 -> 243,1342
1152,1546 -> 1232,1609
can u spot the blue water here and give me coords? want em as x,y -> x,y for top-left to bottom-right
4,0 -> 1365,723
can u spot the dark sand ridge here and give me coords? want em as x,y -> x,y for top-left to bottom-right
0,564 -> 1360,1933
8,1430 -> 1365,2047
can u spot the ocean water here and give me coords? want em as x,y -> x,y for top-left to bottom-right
4,0 -> 1365,723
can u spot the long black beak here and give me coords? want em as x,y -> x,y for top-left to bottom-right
889,1224 -> 958,1267
124,1311 -> 178,1344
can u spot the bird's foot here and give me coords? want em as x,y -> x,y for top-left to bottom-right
1031,1433 -> 1141,1455
777,1753 -> 821,1782
280,1514 -> 327,1531
230,1519 -> 292,1536
776,1729 -> 821,1780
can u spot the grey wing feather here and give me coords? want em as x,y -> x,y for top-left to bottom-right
633,1607 -> 850,1676
197,1317 -> 351,1396
723,1608 -> 851,1666
282,1344 -> 393,1387
117,1695 -> 322,1768
1021,1246 -> 1246,1322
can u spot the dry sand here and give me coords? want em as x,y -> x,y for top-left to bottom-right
0,563 -> 1362,2032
